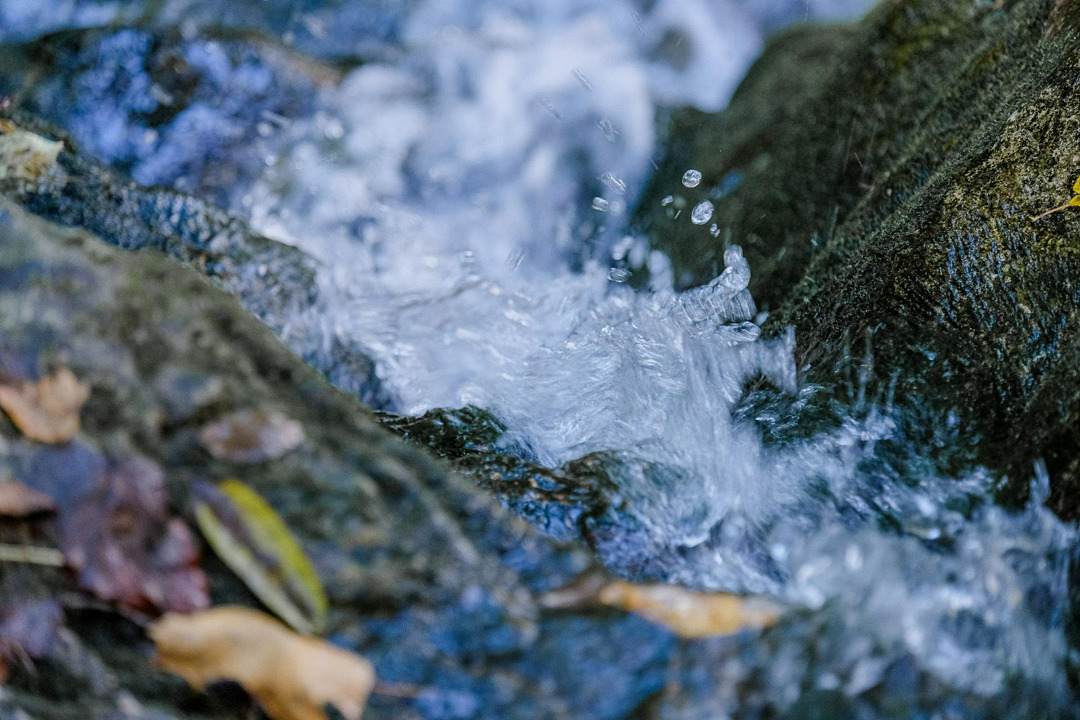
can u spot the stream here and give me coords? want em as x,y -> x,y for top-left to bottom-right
5,0 -> 1078,715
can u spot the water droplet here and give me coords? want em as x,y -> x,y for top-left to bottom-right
682,169 -> 702,188
597,118 -> 619,143
709,223 -> 720,238
661,195 -> 674,206
592,197 -> 610,212
690,200 -> 714,225
573,69 -> 593,91
600,173 -> 627,194
607,268 -> 631,283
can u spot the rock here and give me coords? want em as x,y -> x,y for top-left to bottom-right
0,199 -> 672,720
634,0 -> 1080,517
0,106 -> 390,410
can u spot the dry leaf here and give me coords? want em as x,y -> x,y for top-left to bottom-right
199,409 -> 305,463
0,368 -> 90,444
150,607 -> 374,720
0,480 -> 56,518
0,122 -> 63,182
596,580 -> 781,638
542,573 -> 781,639
193,479 -> 327,633
50,453 -> 209,614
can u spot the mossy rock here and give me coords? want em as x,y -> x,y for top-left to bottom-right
635,0 -> 1080,517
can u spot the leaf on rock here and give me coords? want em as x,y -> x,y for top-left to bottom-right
0,599 -> 63,682
199,409 -> 305,463
0,368 -> 90,444
0,480 -> 56,518
543,574 -> 782,639
194,479 -> 327,634
59,455 -> 209,614
0,121 -> 63,182
150,606 -> 374,720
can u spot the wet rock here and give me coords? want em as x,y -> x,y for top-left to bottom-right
0,200 -> 674,719
635,0 -> 1080,518
0,106 -> 390,410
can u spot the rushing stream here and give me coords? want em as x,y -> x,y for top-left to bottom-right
8,0 -> 1079,715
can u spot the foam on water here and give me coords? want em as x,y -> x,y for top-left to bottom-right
217,0 -> 1076,708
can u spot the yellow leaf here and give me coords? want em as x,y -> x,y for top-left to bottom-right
194,480 -> 328,634
0,368 -> 90,444
1072,174 -> 1080,194
1069,195 -> 1080,207
596,580 -> 782,638
541,573 -> 782,639
150,607 -> 374,720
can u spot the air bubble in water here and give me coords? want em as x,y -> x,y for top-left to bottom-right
598,118 -> 619,142
607,268 -> 631,282
690,200 -> 714,225
661,195 -> 674,206
592,197 -> 610,212
682,169 -> 702,188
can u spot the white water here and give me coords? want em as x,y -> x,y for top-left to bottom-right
227,0 -> 1078,704
45,0 -> 1070,709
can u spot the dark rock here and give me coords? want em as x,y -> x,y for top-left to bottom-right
634,0 -> 1080,517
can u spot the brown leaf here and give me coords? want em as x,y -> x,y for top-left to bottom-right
22,448 -> 210,615
0,368 -> 90,444
150,607 -> 375,720
542,573 -> 782,639
0,480 -> 56,518
199,410 -> 305,463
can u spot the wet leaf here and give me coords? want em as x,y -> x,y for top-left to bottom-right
0,121 -> 63,182
0,368 -> 90,444
543,574 -> 781,639
56,454 -> 209,614
0,480 -> 56,518
150,606 -> 374,720
199,409 -> 305,463
194,479 -> 327,633
0,600 -> 63,682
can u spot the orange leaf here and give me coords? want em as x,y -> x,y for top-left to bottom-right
0,368 -> 90,444
0,480 -> 55,518
150,607 -> 374,720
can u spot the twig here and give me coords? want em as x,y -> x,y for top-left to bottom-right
0,543 -> 64,566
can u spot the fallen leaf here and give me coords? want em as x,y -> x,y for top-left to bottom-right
194,479 -> 327,633
0,368 -> 90,444
0,480 -> 56,517
542,573 -> 781,639
49,452 -> 208,614
199,409 -> 305,463
0,122 -> 63,182
150,607 -> 374,720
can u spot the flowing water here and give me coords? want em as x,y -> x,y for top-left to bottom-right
10,0 -> 1079,714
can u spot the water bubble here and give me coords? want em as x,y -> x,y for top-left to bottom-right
690,200 -> 714,225
592,197 -> 610,212
661,195 -> 674,206
607,268 -> 631,283
682,169 -> 702,188
709,223 -> 720,237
